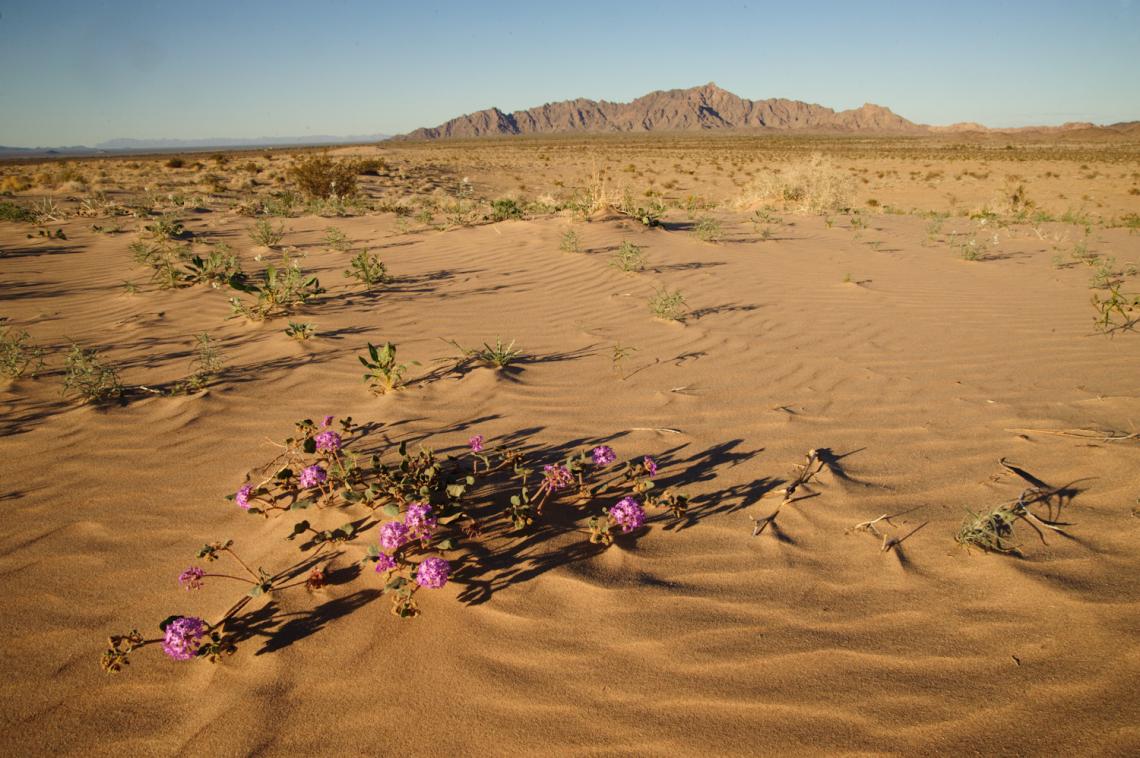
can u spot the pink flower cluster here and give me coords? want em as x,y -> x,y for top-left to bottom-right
299,465 -> 327,489
162,616 -> 207,661
609,497 -> 646,533
542,464 -> 573,491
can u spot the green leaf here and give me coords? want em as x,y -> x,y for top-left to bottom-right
303,437 -> 317,454
436,539 -> 454,550
158,615 -> 180,632
291,498 -> 313,511
381,503 -> 400,518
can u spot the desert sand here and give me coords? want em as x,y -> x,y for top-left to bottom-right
1,135 -> 1139,755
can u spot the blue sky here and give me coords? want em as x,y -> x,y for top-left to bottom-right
0,0 -> 1137,146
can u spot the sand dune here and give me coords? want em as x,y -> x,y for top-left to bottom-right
1,140 -> 1139,756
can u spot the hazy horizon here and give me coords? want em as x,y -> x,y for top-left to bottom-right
1,0 -> 1137,148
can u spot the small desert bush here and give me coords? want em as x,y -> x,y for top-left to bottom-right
289,153 -> 358,199
229,260 -> 322,320
0,325 -> 45,380
324,226 -> 350,252
165,157 -> 186,169
285,321 -> 316,341
344,251 -> 388,286
476,337 -> 523,369
0,201 -> 38,222
490,198 -> 524,221
359,341 -> 415,393
693,217 -> 723,242
648,286 -> 686,321
559,229 -> 580,253
63,344 -> 123,404
0,175 -> 32,194
184,244 -> 243,289
610,240 -> 647,272
249,218 -> 285,248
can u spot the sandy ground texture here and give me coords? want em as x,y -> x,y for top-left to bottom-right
2,138 -> 1140,756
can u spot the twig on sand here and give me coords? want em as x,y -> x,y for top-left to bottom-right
751,449 -> 825,537
629,427 -> 683,435
1006,427 -> 1139,443
849,505 -> 924,539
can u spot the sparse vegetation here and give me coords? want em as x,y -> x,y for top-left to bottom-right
359,341 -> 414,394
693,217 -> 723,242
0,324 -> 46,380
249,218 -> 285,248
344,251 -> 388,286
610,240 -> 647,272
559,228 -> 580,253
289,153 -> 359,199
63,344 -> 123,404
648,286 -> 686,321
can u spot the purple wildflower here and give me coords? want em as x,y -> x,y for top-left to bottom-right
643,456 -> 658,477
379,521 -> 410,551
469,434 -> 484,453
314,430 -> 342,453
321,415 -> 334,428
178,567 -> 205,590
542,464 -> 573,491
298,465 -> 327,489
415,557 -> 451,589
161,616 -> 207,661
609,496 -> 646,533
374,553 -> 397,573
592,445 -> 617,467
235,484 -> 253,510
404,502 -> 437,540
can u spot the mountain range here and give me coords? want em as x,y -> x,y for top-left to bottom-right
397,82 -> 1139,140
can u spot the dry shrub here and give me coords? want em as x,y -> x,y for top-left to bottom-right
0,175 -> 32,193
288,153 -> 359,199
734,153 -> 854,213
31,165 -> 88,191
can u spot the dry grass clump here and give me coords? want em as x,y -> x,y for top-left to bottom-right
734,153 -> 855,213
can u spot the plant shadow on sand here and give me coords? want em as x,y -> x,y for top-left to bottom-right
212,424 -> 775,652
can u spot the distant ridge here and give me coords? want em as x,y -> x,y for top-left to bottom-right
396,83 -> 1140,140
0,134 -> 388,158
397,83 -> 923,139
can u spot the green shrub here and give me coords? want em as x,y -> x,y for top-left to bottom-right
0,325 -> 45,379
648,287 -> 686,321
610,240 -> 646,272
63,344 -> 123,404
491,198 -> 524,221
0,201 -> 38,223
344,251 -> 388,286
249,218 -> 285,248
